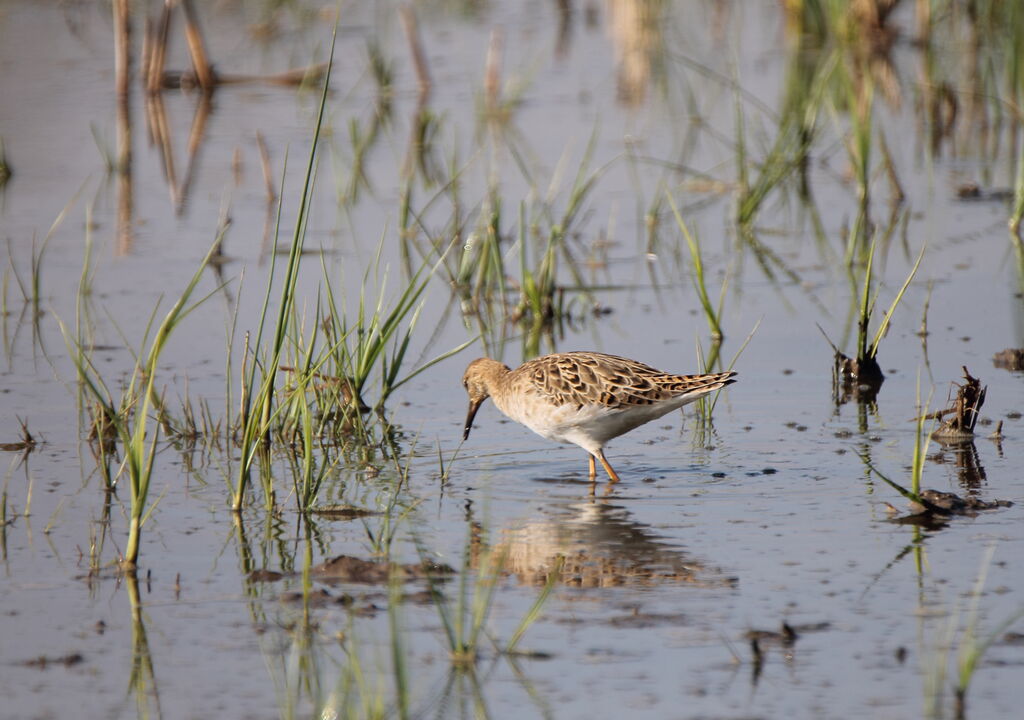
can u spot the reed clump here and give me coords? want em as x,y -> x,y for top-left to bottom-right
62,242 -> 219,569
232,36 -> 336,512
826,234 -> 924,404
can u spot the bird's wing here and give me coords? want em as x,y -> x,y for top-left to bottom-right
515,352 -> 693,409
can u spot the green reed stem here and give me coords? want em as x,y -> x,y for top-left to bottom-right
668,192 -> 724,340
234,30 -> 335,511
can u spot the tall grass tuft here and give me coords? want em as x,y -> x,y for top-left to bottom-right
233,33 -> 335,512
62,242 -> 218,569
856,236 -> 925,365
317,246 -> 472,419
829,234 -> 925,403
9,187 -> 83,332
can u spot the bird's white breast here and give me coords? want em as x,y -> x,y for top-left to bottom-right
493,390 -> 690,456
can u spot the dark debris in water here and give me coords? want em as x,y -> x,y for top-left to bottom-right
0,441 -> 32,452
276,586 -> 437,615
310,504 -> 381,519
993,348 -> 1024,372
605,610 -> 689,629
0,417 -> 38,453
746,621 -> 830,685
832,351 -> 884,405
745,621 -> 831,686
955,183 -> 1015,202
20,652 -> 85,670
885,490 -> 1013,528
929,367 -> 986,441
312,555 -> 455,584
279,587 -> 354,609
504,648 -> 555,660
746,621 -> 830,649
248,555 -> 456,587
907,490 -> 1013,516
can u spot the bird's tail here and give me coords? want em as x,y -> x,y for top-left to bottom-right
671,371 -> 737,403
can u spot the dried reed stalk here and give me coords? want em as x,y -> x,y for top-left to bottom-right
484,28 -> 503,113
929,367 -> 986,441
255,131 -> 275,202
114,0 -> 131,99
180,0 -> 215,91
399,5 -> 432,96
146,2 -> 172,93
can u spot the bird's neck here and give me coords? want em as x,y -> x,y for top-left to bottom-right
482,362 -> 511,397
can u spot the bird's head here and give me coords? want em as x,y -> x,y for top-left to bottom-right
461,358 -> 509,441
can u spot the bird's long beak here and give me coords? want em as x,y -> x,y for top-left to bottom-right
463,398 -> 483,441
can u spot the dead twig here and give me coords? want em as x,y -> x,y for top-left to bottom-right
930,366 -> 986,441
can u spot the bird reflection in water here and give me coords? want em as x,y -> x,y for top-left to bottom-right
491,500 -> 736,589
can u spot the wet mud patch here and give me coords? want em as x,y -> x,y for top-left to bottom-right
309,504 -> 382,519
275,587 -> 434,615
248,555 -> 456,586
605,610 -> 690,629
312,555 -> 455,584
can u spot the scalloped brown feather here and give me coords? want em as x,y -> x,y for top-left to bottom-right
513,352 -> 732,409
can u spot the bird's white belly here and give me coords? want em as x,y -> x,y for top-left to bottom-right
495,393 -> 685,455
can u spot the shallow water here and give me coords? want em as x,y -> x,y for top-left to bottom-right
2,2 -> 1023,719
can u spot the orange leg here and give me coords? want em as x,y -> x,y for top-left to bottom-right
595,449 -> 622,484
588,454 -> 597,481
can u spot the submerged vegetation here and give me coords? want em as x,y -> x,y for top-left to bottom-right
2,2 -> 1023,719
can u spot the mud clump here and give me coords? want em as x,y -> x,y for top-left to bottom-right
310,504 -> 380,519
993,348 -> 1024,371
907,490 -> 1012,516
311,555 -> 455,584
833,351 -> 884,405
248,556 -> 455,586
